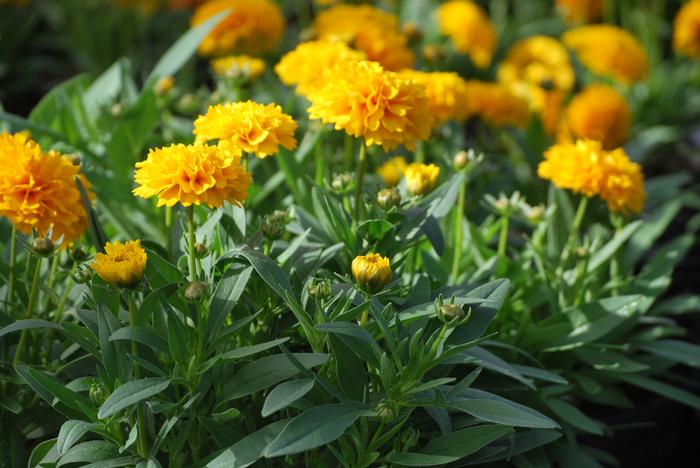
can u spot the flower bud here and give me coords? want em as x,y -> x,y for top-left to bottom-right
576,246 -> 588,258
352,253 -> 391,294
439,303 -> 465,323
522,204 -> 545,223
155,76 -> 175,96
89,380 -> 109,406
309,278 -> 332,300
261,212 -> 286,241
176,93 -> 197,114
376,399 -> 400,423
194,242 -> 209,258
453,150 -> 470,170
32,237 -> 55,256
110,103 -> 123,117
184,280 -> 208,302
72,265 -> 92,284
71,247 -> 88,262
331,172 -> 353,192
377,187 -> 401,210
405,163 -> 440,196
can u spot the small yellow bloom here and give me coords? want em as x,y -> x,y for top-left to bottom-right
0,132 -> 93,247
463,81 -> 530,128
404,163 -> 440,196
436,0 -> 497,68
399,70 -> 470,125
352,253 -> 392,293
538,139 -> 645,214
275,40 -> 366,95
555,0 -> 603,23
191,0 -> 285,56
133,143 -> 251,208
155,76 -> 175,95
211,55 -> 266,81
90,240 -> 148,288
194,101 -> 298,158
561,84 -> 630,150
563,25 -> 648,84
377,156 -> 407,186
673,0 -> 700,58
306,60 -> 433,151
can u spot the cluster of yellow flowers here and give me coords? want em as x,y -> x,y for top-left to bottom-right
399,71 -> 470,126
538,139 -> 646,214
463,81 -> 530,129
0,132 -> 93,247
210,55 -> 266,81
436,0 -> 497,68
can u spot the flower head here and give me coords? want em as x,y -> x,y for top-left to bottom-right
352,253 -> 391,293
306,60 -> 432,151
538,139 -> 645,214
404,163 -> 440,196
463,81 -> 530,128
436,0 -> 497,68
133,143 -> 251,208
563,25 -> 648,84
377,156 -> 407,186
0,132 -> 93,247
90,240 -> 147,288
674,0 -> 700,58
211,55 -> 266,81
399,70 -> 470,125
561,85 -> 630,150
191,0 -> 285,56
194,101 -> 297,158
556,0 -> 603,23
275,40 -> 366,95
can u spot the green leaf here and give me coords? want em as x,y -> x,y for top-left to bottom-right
637,339 -> 700,367
264,403 -> 372,457
98,378 -> 170,419
206,420 -> 288,468
587,220 -> 642,273
220,338 -> 290,360
167,313 -> 189,366
262,379 -> 315,417
615,374 -> 700,411
624,198 -> 683,268
28,438 -> 59,468
422,423 -> 513,458
544,399 -> 602,435
385,452 -> 458,466
207,266 -> 253,338
16,366 -> 97,420
316,322 -> 381,367
0,319 -> 61,339
449,399 -> 558,429
57,420 -> 99,455
109,326 -> 169,354
82,456 -> 142,468
57,441 -> 119,467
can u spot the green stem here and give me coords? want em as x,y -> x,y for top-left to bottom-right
415,141 -> 425,164
187,205 -> 197,282
344,134 -> 353,171
353,142 -> 367,224
44,262 -> 78,360
127,293 -> 148,460
314,130 -> 325,186
6,224 -> 16,311
557,196 -> 589,272
42,253 -> 60,311
165,206 -> 173,261
497,215 -> 510,258
13,256 -> 43,366
450,183 -> 466,281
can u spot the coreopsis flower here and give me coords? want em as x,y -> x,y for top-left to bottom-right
463,81 -> 530,128
193,101 -> 297,158
306,60 -> 433,151
191,0 -> 285,56
563,25 -> 648,84
90,240 -> 147,288
436,0 -> 497,68
399,70 -> 470,125
404,163 -> 440,196
211,55 -> 266,81
561,85 -> 630,150
352,253 -> 392,293
133,143 -> 251,207
673,0 -> 700,58
538,139 -> 645,214
377,156 -> 407,186
0,132 -> 93,246
275,40 -> 366,95
555,0 -> 603,23
313,5 -> 414,70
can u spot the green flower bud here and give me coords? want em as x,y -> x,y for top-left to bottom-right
375,399 -> 400,423
32,237 -> 55,256
72,265 -> 92,284
309,279 -> 332,300
184,280 -> 208,302
194,242 -> 209,258
377,187 -> 401,210
71,247 -> 88,262
89,380 -> 109,406
331,173 -> 353,192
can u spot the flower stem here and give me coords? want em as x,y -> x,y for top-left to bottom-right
44,262 -> 78,360
557,196 -> 589,277
187,205 -> 197,282
314,129 -> 325,186
450,183 -> 466,281
13,256 -> 43,366
127,293 -> 148,460
415,141 -> 425,164
344,134 -> 353,171
497,215 -> 510,258
6,225 -> 16,311
353,142 -> 367,224
165,206 -> 173,260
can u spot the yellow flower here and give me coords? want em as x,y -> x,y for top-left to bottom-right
436,0 -> 497,68
463,81 -> 530,128
561,84 -> 630,150
404,163 -> 440,196
538,139 -> 645,214
211,55 -> 266,81
313,5 -> 414,71
563,25 -> 648,84
133,143 -> 251,208
275,40 -> 366,95
306,60 -> 433,151
399,70 -> 470,125
352,253 -> 392,293
555,0 -> 603,23
193,101 -> 298,158
155,76 -> 175,95
377,156 -> 407,186
191,0 -> 285,56
90,240 -> 148,288
0,132 -> 93,247
674,0 -> 700,58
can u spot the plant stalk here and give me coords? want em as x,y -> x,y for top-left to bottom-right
6,224 -> 17,311
127,293 -> 149,460
451,183 -> 466,281
187,205 -> 197,282
353,142 -> 367,224
497,215 -> 510,258
13,256 -> 43,366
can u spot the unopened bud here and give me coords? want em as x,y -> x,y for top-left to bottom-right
261,212 -> 287,241
89,380 -> 109,406
494,197 -> 509,212
331,173 -> 353,192
72,265 -> 92,284
110,103 -> 123,117
377,187 -> 401,210
453,151 -> 470,170
184,280 -> 208,302
71,247 -> 88,262
376,399 -> 400,423
32,237 -> 55,256
176,93 -> 197,114
576,246 -> 588,258
155,76 -> 174,96
194,242 -> 208,258
439,303 -> 465,323
309,279 -> 332,300
522,204 -> 545,223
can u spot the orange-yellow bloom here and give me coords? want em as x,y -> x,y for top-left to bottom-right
90,240 -> 147,288
193,101 -> 297,158
133,143 -> 251,207
563,25 -> 648,84
674,0 -> 700,58
436,0 -> 497,68
306,60 -> 432,151
0,132 -> 92,246
377,156 -> 407,186
399,70 -> 470,125
352,253 -> 391,293
211,55 -> 266,81
555,0 -> 603,23
463,81 -> 530,128
538,139 -> 645,214
275,40 -> 366,95
561,85 -> 630,150
404,163 -> 440,196
191,0 -> 285,56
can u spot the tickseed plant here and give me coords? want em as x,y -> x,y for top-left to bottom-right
1,1 -> 700,467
